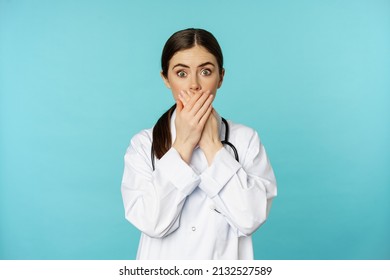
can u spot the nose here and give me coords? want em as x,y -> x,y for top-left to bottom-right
189,75 -> 201,91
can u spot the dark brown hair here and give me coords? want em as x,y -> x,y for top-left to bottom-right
152,28 -> 224,160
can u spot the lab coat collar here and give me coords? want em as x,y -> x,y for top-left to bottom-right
170,108 -> 223,147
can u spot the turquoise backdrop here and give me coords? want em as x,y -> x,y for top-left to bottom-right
1,0 -> 389,259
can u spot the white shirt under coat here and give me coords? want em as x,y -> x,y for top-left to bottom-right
121,110 -> 277,259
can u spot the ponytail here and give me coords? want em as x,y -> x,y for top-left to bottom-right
152,104 -> 177,159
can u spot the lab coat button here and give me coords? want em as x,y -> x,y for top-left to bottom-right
192,227 -> 196,231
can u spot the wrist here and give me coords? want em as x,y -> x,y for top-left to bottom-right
173,141 -> 195,164
202,141 -> 223,166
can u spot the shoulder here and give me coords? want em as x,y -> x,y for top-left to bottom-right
127,128 -> 153,152
222,119 -> 267,166
224,119 -> 260,145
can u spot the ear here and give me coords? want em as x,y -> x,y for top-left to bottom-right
160,71 -> 171,89
217,68 -> 225,89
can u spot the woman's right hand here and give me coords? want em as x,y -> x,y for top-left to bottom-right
173,90 -> 214,163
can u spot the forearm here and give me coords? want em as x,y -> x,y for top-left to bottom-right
172,140 -> 196,164
201,140 -> 223,166
198,147 -> 277,236
122,140 -> 200,238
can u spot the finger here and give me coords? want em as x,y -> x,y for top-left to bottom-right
176,97 -> 184,112
198,103 -> 213,128
178,92 -> 186,106
188,92 -> 211,117
181,91 -> 203,112
183,89 -> 210,109
187,90 -> 195,98
194,94 -> 214,121
180,90 -> 191,106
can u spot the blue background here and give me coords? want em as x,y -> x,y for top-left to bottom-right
1,0 -> 389,259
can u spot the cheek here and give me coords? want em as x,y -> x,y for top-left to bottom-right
167,82 -> 183,100
203,78 -> 220,93
170,84 -> 182,99
166,75 -> 183,96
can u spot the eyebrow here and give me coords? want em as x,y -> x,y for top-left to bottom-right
172,62 -> 215,70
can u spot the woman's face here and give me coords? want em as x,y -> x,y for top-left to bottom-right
162,45 -> 224,102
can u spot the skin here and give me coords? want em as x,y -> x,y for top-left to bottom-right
161,45 -> 225,165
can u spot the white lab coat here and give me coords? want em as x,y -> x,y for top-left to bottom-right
121,110 -> 277,259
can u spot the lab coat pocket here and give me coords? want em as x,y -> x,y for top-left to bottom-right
212,207 -> 230,241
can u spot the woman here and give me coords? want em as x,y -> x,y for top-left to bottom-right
121,28 -> 277,259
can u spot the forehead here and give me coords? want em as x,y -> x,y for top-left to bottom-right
170,45 -> 218,66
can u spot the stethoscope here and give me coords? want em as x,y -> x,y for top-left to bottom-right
151,117 -> 239,170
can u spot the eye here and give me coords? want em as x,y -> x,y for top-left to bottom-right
201,69 -> 212,76
177,70 -> 187,78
